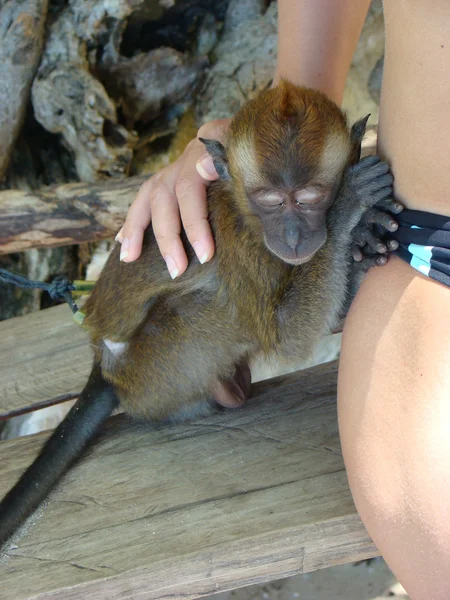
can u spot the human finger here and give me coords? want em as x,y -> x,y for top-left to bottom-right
175,140 -> 216,264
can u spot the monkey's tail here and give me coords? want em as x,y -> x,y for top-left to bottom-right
0,364 -> 119,547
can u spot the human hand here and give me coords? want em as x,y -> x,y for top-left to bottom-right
116,119 -> 231,277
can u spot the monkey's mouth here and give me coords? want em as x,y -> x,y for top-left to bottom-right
283,250 -> 320,265
266,238 -> 325,265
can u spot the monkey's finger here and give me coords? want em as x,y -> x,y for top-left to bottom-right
361,208 -> 399,232
375,198 -> 404,214
352,244 -> 364,262
386,239 -> 399,251
352,226 -> 387,253
370,184 -> 396,204
356,155 -> 390,173
361,254 -> 389,268
350,157 -> 394,195
351,156 -> 390,182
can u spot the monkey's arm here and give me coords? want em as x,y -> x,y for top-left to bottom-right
327,156 -> 394,243
84,229 -> 207,341
278,157 -> 395,348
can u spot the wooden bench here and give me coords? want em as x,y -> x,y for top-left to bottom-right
0,304 -> 378,600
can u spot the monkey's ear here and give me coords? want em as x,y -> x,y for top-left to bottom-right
199,137 -> 231,180
350,114 -> 370,162
351,114 -> 370,143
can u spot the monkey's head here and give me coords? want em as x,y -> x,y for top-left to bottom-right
200,80 -> 368,265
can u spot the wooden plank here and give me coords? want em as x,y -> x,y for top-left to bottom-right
0,362 -> 378,599
0,304 -> 91,419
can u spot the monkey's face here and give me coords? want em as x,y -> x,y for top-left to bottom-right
201,80 -> 367,265
246,184 -> 336,265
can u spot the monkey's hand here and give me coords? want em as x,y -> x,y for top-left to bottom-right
330,155 -> 396,242
351,197 -> 404,265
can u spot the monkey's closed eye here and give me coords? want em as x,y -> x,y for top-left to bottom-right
253,192 -> 285,210
294,187 -> 327,206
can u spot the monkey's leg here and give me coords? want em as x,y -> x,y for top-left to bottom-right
84,228 -> 204,342
101,299 -> 253,421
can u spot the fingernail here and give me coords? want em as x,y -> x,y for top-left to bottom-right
193,241 -> 208,264
164,255 -> 179,279
120,238 -> 130,261
196,155 -> 217,179
115,227 -> 124,243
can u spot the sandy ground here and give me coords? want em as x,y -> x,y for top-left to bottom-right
213,558 -> 409,600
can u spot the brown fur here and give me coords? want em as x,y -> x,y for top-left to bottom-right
83,81 -> 362,421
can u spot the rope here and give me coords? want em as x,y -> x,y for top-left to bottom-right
0,269 -> 79,314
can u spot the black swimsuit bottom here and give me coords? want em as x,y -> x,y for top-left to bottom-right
391,209 -> 450,288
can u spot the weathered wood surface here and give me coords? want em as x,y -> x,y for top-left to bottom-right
0,0 -> 48,180
0,360 -> 378,600
0,128 -> 378,256
0,304 -> 91,418
0,174 -> 148,255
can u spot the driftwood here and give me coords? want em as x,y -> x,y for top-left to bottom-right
0,0 -> 48,180
0,174 -> 147,254
28,1 -> 225,182
196,0 -> 277,125
31,6 -> 138,182
98,48 -> 208,128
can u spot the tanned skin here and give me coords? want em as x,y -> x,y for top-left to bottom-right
0,81 -> 399,546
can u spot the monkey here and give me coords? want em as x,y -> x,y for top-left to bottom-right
0,80 -> 400,547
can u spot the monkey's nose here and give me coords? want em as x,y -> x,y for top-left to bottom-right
285,228 -> 300,251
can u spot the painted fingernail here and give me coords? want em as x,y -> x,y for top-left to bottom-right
164,255 -> 179,279
120,238 -> 130,261
115,227 -> 124,243
193,241 -> 208,264
196,155 -> 217,179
